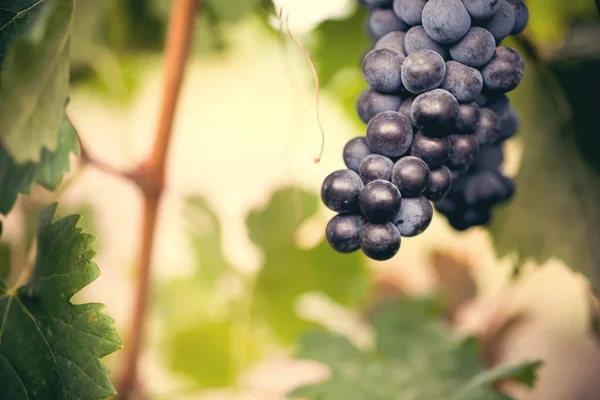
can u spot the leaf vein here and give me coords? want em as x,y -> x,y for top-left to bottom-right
0,0 -> 47,32
0,353 -> 30,400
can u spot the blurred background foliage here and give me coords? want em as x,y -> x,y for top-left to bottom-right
3,0 -> 600,398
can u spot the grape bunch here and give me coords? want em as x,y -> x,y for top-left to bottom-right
322,0 -> 528,261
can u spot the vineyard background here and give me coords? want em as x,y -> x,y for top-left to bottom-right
1,0 -> 600,399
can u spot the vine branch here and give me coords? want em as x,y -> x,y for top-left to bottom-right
116,0 -> 198,397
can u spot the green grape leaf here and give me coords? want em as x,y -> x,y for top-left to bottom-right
0,0 -> 75,163
0,204 -> 122,399
157,196 -> 262,389
311,5 -> 368,88
289,298 -> 541,400
0,118 -> 80,216
489,57 -> 600,292
248,188 -> 369,343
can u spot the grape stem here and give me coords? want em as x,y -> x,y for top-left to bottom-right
116,0 -> 198,398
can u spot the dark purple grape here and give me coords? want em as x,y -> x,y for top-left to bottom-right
375,31 -> 407,54
474,93 -> 488,107
359,222 -> 401,260
447,134 -> 480,169
434,196 -> 457,214
410,132 -> 451,168
326,214 -> 365,253
369,8 -> 410,40
401,50 -> 447,94
472,144 -> 504,171
474,108 -> 501,145
508,0 -> 529,34
343,137 -> 373,172
424,165 -> 453,200
391,156 -> 431,197
411,89 -> 459,137
366,111 -> 414,157
449,27 -> 496,68
321,170 -> 364,213
422,0 -> 471,44
362,48 -> 405,93
481,46 -> 525,93
496,107 -> 519,141
365,0 -> 394,7
404,25 -> 449,58
480,0 -> 515,43
398,97 -> 415,118
394,0 -> 428,26
463,170 -> 508,207
455,102 -> 480,133
392,196 -> 433,236
359,154 -> 394,183
484,94 -> 510,115
440,60 -> 483,102
462,0 -> 501,20
357,88 -> 403,124
359,180 -> 402,222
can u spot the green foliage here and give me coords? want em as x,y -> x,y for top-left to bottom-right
490,34 -> 600,292
0,0 -> 74,163
289,298 -> 541,400
158,189 -> 369,389
0,204 -> 122,399
158,196 -> 264,389
0,118 -> 79,216
249,188 -> 369,343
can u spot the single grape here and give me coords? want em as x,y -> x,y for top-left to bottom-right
474,108 -> 500,145
375,31 -> 407,54
463,169 -> 508,207
398,97 -> 415,118
321,169 -> 364,213
326,214 -> 365,253
366,111 -> 414,157
392,196 -> 433,236
440,60 -> 483,102
362,48 -> 405,93
422,0 -> 471,44
359,154 -> 395,183
447,134 -> 480,169
411,89 -> 459,137
472,144 -> 504,171
394,0 -> 428,26
480,0 -> 515,43
484,93 -> 510,115
455,102 -> 480,133
462,0 -> 501,20
474,93 -> 488,107
401,50 -> 447,94
357,88 -> 403,124
424,165 -> 453,200
359,180 -> 402,222
449,208 -> 492,230
449,27 -> 496,68
369,8 -> 410,40
481,46 -> 525,93
496,107 -> 519,141
343,137 -> 373,171
404,25 -> 449,58
498,175 -> 515,202
410,133 -> 451,168
359,222 -> 401,260
391,156 -> 431,197
508,0 -> 529,34
365,0 -> 394,7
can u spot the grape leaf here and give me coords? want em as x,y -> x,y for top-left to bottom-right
289,298 -> 541,400
0,0 -> 74,163
157,196 -> 263,389
248,188 -> 369,343
0,117 -> 80,216
489,55 -> 600,292
0,204 -> 121,399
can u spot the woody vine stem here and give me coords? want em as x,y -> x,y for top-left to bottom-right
73,0 -> 199,397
